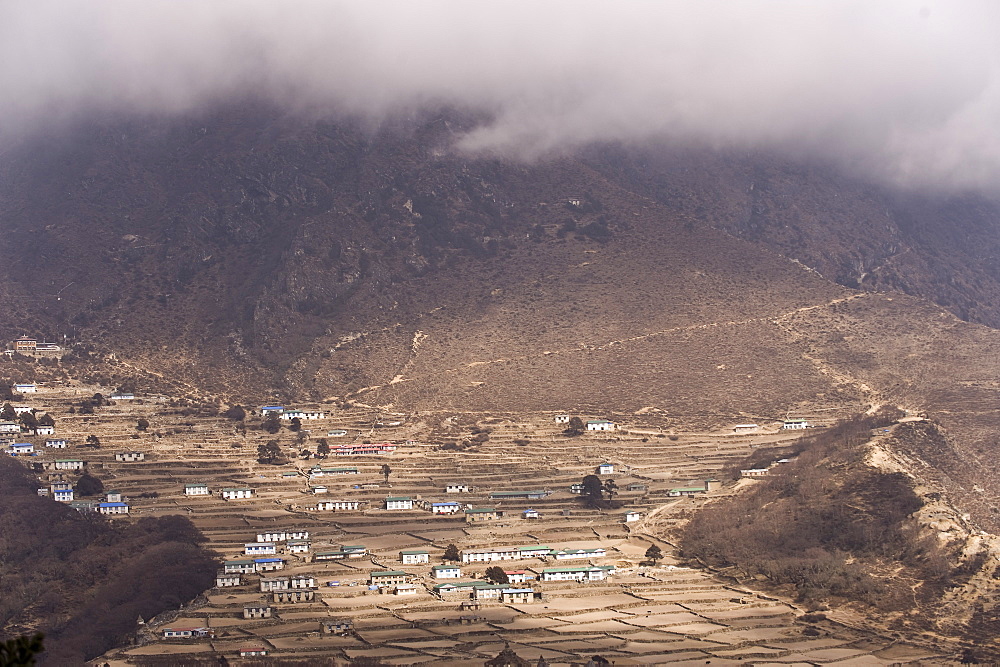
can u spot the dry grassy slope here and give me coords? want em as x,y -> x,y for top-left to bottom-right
779,293 -> 1000,532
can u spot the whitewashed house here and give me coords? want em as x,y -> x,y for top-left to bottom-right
54,459 -> 85,471
432,565 -> 461,579
53,488 -> 74,502
257,531 -> 287,543
254,558 -> 286,572
290,575 -> 315,589
782,419 -> 809,430
400,550 -> 430,564
541,565 -> 615,581
243,605 -> 272,619
625,511 -> 642,523
223,560 -> 256,574
287,530 -> 309,540
13,384 -> 36,393
185,483 -> 210,496
445,484 -> 470,493
0,422 -> 19,433
286,540 -> 311,554
523,509 -> 540,519
35,425 -> 54,436
505,570 -> 531,584
245,543 -> 277,556
311,485 -> 328,494
221,488 -> 253,500
99,502 -> 129,515
431,502 -> 462,514
8,443 -> 33,455
115,451 -> 144,462
597,462 -> 614,475
216,572 -> 241,587
385,496 -> 413,510
260,577 -> 291,592
586,419 -> 616,432
45,439 -> 68,448
316,500 -> 361,511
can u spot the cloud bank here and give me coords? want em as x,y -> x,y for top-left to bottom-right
1,1 -> 999,191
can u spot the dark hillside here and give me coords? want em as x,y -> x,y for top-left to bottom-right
2,104 -> 1000,403
0,457 -> 217,664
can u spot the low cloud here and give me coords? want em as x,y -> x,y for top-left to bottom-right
1,1 -> 998,192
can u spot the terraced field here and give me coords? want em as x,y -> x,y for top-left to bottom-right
12,385 -> 949,665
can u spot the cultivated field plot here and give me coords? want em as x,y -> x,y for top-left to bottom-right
11,386 -> 946,665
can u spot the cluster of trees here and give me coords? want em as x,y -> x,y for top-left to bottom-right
678,410 -> 964,610
579,474 -> 618,508
0,456 -> 217,664
0,404 -> 55,434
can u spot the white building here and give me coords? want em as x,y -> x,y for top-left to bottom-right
286,540 -> 311,554
8,443 -> 33,455
115,451 -> 144,462
554,414 -> 570,424
45,439 -> 68,448
782,419 -> 809,430
315,500 -> 361,511
586,419 -> 616,432
257,531 -> 287,543
216,573 -> 241,588
732,424 -> 759,433
98,502 -> 129,515
53,459 -> 85,471
245,543 -> 277,556
185,483 -> 210,495
53,489 -> 74,502
0,422 -> 19,433
13,384 -> 36,393
400,550 -> 430,564
260,577 -> 291,592
432,565 -> 462,579
625,511 -> 642,523
221,488 -> 253,500
541,566 -> 615,581
431,502 -> 462,514
597,462 -> 614,475
35,425 -> 55,436
290,575 -> 316,589
282,410 -> 325,420
385,496 -> 414,510
446,484 -> 470,493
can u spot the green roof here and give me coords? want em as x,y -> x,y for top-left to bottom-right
371,570 -> 407,577
185,483 -> 208,487
465,507 -> 499,513
386,496 -> 412,501
225,559 -> 253,565
400,550 -> 429,555
670,487 -> 707,492
432,565 -> 460,570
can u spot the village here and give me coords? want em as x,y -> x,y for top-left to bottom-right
0,345 -> 946,665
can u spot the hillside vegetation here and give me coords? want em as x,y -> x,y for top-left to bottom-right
679,411 -> 991,646
0,457 -> 217,665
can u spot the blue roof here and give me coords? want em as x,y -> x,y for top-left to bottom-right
253,558 -> 284,563
262,406 -> 284,410
432,502 -> 461,506
99,502 -> 128,507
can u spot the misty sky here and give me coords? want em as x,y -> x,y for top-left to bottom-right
2,1 -> 999,192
